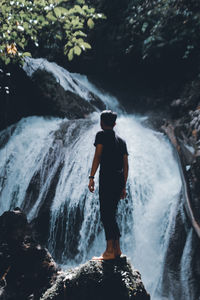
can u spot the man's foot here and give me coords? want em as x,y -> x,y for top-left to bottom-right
92,251 -> 116,261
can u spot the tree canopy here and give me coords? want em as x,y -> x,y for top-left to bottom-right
0,0 -> 105,65
125,0 -> 200,61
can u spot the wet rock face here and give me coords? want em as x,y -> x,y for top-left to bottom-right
0,208 -> 28,244
159,81 -> 200,298
171,105 -> 200,222
30,69 -> 104,119
0,66 -> 105,131
42,257 -> 150,300
0,208 -> 58,300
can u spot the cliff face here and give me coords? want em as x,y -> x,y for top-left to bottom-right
0,65 -> 105,131
168,78 -> 200,224
156,80 -> 200,299
0,209 -> 150,300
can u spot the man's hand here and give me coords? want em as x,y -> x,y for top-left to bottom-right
120,188 -> 126,199
88,178 -> 95,193
88,144 -> 102,193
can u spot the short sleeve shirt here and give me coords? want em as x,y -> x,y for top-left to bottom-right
94,129 -> 128,177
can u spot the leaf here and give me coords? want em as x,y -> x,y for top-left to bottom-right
5,57 -> 11,65
76,0 -> 85,4
142,22 -> 148,33
74,45 -> 81,55
157,42 -> 165,48
68,48 -> 74,61
46,12 -> 57,22
82,42 -> 91,49
64,41 -> 73,48
74,5 -> 83,14
144,36 -> 154,45
23,22 -> 29,30
56,34 -> 62,40
22,52 -> 32,57
3,24 -> 8,30
83,5 -> 89,11
18,42 -> 25,49
77,38 -> 84,43
54,7 -> 62,17
74,30 -> 87,37
54,6 -> 68,17
72,37 -> 78,43
87,18 -> 94,29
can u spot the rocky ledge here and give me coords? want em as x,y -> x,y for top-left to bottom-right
0,63 -> 106,131
42,257 -> 150,300
0,208 -> 150,300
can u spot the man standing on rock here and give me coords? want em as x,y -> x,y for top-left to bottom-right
88,110 -> 129,260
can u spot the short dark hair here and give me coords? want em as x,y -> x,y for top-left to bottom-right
100,110 -> 117,127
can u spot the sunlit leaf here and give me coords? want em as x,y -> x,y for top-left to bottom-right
68,48 -> 74,61
74,45 -> 81,55
87,18 -> 94,29
22,51 -> 32,57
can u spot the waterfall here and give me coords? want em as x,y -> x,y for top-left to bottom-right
0,59 -> 185,298
180,229 -> 193,299
23,57 -> 121,112
0,117 -> 61,213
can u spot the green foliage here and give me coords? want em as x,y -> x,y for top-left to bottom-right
125,0 -> 200,60
0,0 -> 105,65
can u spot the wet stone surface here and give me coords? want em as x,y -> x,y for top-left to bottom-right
42,257 -> 150,300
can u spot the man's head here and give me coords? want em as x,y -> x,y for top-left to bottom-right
100,110 -> 117,129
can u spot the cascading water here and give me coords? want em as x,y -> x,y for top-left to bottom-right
23,57 -> 121,112
0,117 -> 62,213
0,58 -> 188,299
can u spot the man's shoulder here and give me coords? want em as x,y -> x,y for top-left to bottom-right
115,134 -> 128,155
115,134 -> 127,144
95,130 -> 105,140
94,130 -> 105,146
96,130 -> 104,136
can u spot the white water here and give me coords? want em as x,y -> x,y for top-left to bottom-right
0,59 -> 184,298
180,229 -> 193,299
23,57 -> 121,112
0,117 -> 61,214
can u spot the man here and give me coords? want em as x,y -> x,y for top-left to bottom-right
88,110 -> 129,260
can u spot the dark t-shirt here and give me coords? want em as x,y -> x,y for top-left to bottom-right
94,129 -> 128,179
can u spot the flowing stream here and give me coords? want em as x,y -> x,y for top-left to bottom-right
0,59 -> 186,298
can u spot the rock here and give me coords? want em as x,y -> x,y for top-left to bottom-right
0,207 -> 28,244
0,208 -> 58,300
0,65 -> 105,131
171,99 -> 182,107
42,257 -> 150,300
29,69 -> 101,119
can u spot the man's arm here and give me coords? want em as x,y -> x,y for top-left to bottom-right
121,154 -> 129,199
88,144 -> 103,193
123,154 -> 129,185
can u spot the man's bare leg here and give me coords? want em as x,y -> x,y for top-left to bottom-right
114,239 -> 122,257
92,239 -> 115,260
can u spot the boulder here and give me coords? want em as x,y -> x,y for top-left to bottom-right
0,65 -> 105,131
42,257 -> 150,300
0,208 -> 58,300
